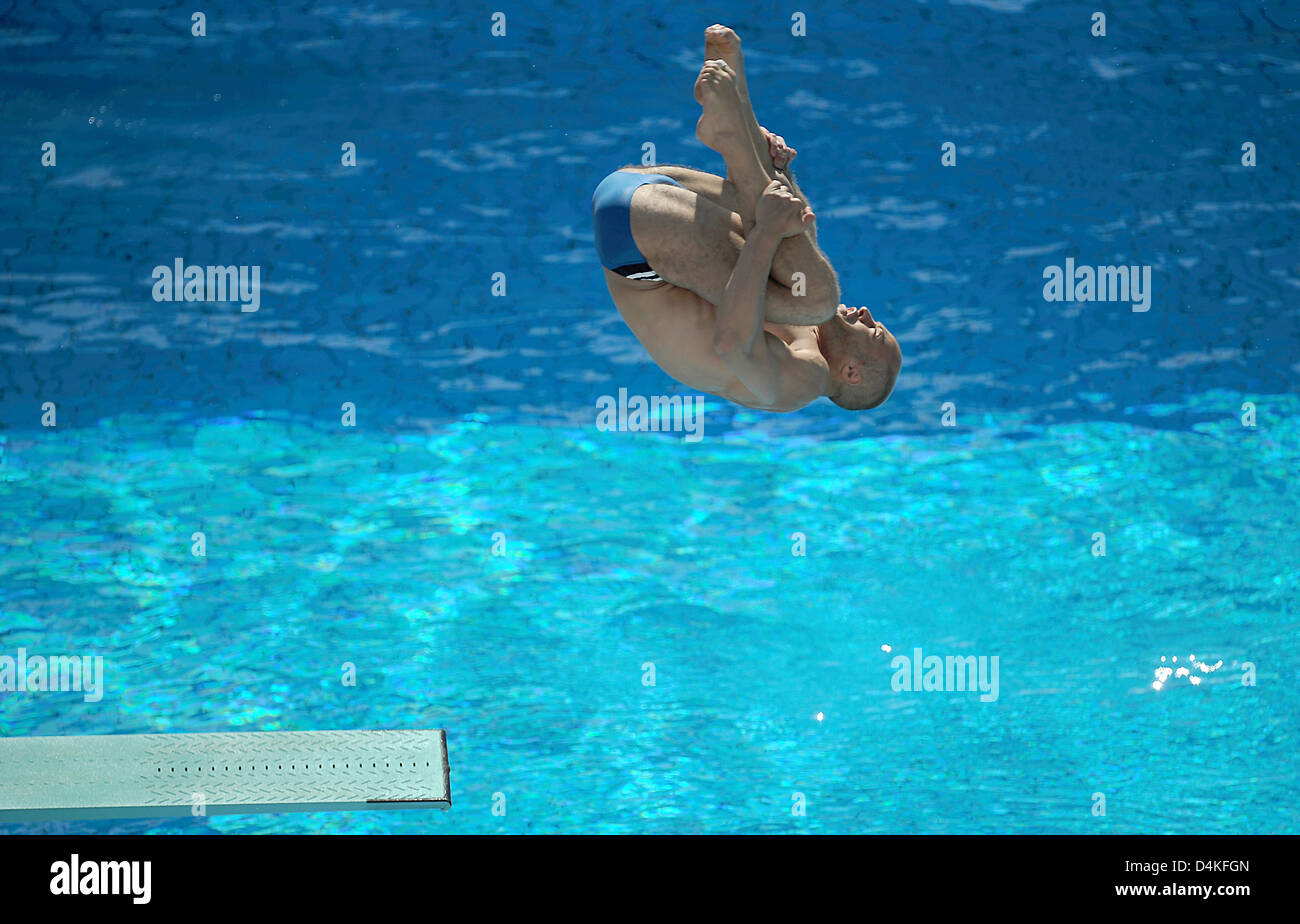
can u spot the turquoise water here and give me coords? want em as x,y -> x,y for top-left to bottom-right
1,0 -> 1298,833
2,394 -> 1296,833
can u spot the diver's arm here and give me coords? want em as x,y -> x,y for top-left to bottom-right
712,225 -> 784,406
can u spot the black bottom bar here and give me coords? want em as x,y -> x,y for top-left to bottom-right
0,834 -> 1282,911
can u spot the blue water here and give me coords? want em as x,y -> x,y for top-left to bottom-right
1,1 -> 1297,834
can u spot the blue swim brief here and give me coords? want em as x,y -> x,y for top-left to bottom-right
591,169 -> 684,282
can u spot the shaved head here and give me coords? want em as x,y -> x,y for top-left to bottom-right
832,341 -> 902,411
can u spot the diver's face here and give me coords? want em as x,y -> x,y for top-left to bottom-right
836,304 -> 897,362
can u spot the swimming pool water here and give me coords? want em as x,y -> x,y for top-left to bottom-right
1,1 -> 1297,833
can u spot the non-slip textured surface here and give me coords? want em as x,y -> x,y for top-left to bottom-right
0,730 -> 450,821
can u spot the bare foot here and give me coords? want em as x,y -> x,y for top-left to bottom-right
704,25 -> 749,102
694,59 -> 748,155
705,25 -> 788,174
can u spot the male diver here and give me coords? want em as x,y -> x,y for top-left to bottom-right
592,25 -> 901,412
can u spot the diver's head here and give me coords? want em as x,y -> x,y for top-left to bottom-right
818,304 -> 901,411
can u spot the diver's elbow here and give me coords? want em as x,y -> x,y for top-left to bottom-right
712,329 -> 743,357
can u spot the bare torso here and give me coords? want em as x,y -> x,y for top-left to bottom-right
603,269 -> 828,413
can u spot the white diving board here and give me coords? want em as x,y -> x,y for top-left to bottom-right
0,729 -> 450,822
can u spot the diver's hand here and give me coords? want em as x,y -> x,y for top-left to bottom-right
760,126 -> 797,170
755,179 -> 815,238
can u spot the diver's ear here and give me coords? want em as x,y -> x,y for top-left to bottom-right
841,360 -> 862,385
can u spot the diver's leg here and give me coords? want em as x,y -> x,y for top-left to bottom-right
695,60 -> 839,311
626,180 -> 836,325
615,164 -> 741,213
704,25 -> 782,177
703,26 -> 817,245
